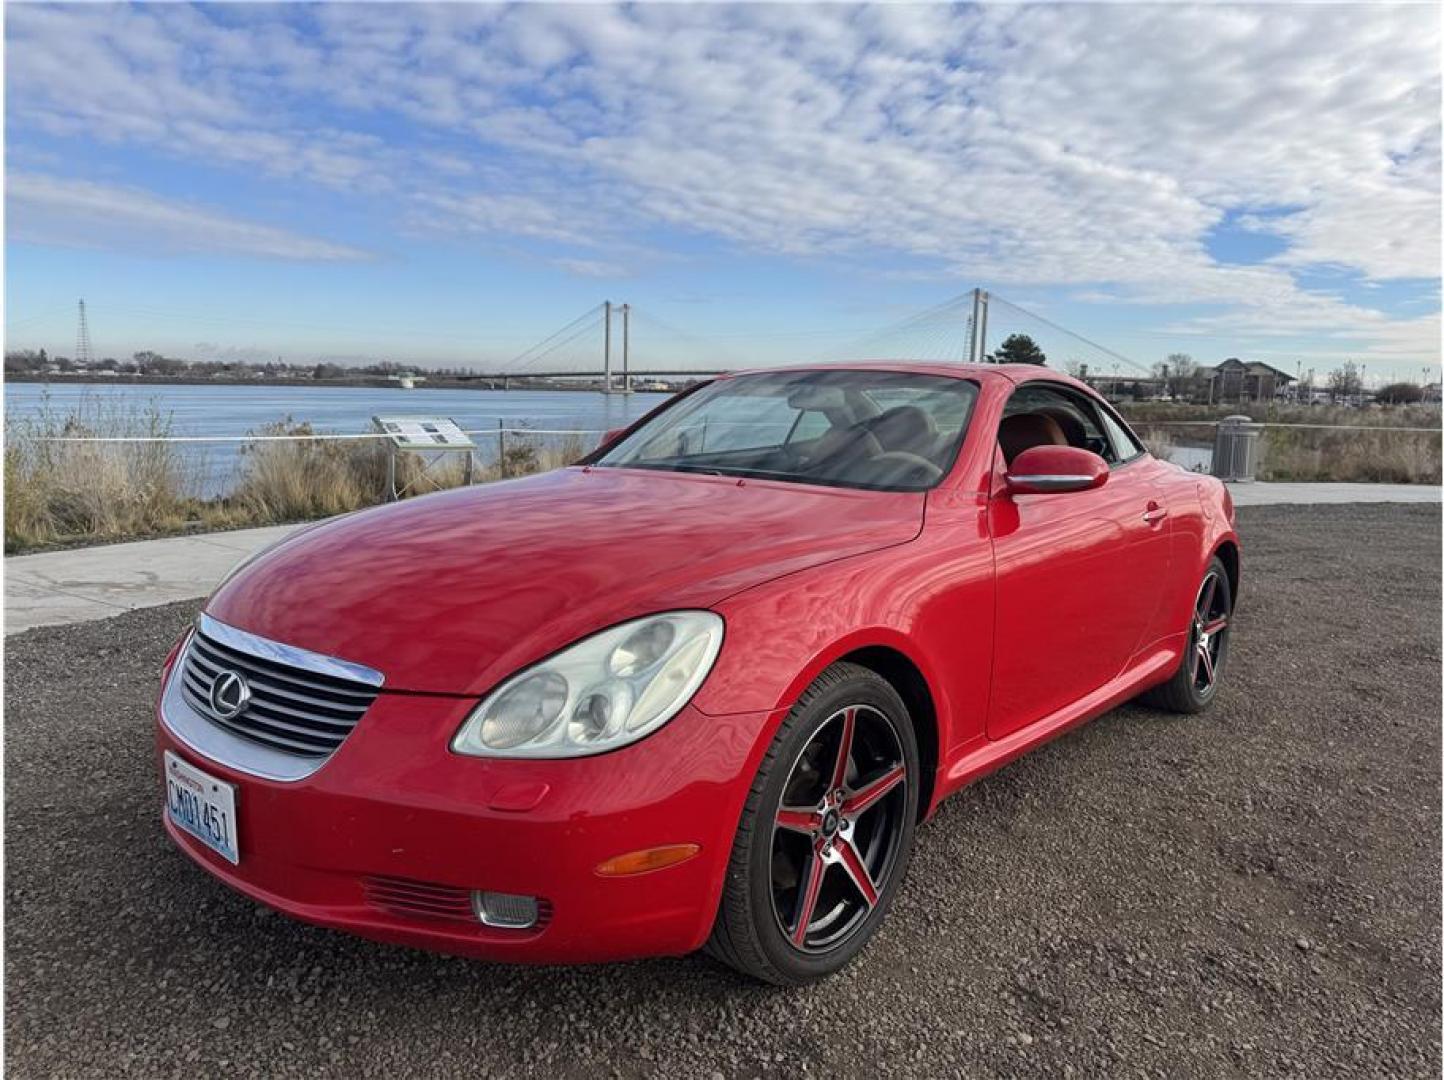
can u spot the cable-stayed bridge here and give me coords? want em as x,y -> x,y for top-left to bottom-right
452,290 -> 1150,392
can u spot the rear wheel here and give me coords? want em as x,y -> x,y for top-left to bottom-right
707,663 -> 919,984
1142,556 -> 1233,713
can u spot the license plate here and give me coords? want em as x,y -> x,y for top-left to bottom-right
164,750 -> 239,864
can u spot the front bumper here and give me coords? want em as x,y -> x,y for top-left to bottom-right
157,667 -> 781,964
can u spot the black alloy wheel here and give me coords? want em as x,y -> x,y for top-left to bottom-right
1142,555 -> 1233,713
707,663 -> 920,984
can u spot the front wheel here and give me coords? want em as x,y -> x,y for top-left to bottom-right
707,663 -> 919,984
1142,556 -> 1233,713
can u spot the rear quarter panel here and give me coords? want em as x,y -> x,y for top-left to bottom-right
1145,467 -> 1240,653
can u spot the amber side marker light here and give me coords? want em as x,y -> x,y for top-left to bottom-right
595,844 -> 701,877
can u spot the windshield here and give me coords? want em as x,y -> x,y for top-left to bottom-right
594,369 -> 979,492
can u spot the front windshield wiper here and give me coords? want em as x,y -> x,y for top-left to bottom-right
607,461 -> 735,478
605,461 -> 810,483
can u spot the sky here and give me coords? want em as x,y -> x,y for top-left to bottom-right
4,2 -> 1441,384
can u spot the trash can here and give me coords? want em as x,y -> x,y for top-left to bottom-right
1211,414 -> 1263,482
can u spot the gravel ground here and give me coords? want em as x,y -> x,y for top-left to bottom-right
5,504 -> 1440,1078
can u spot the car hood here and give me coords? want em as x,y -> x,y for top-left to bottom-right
205,466 -> 923,695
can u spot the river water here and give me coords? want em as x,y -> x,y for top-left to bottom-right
4,381 -> 671,496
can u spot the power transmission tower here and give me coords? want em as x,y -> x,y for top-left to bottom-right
75,299 -> 94,365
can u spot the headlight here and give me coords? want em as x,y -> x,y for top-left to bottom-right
451,611 -> 724,758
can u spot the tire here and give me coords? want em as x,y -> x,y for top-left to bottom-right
706,662 -> 920,984
1142,555 -> 1233,714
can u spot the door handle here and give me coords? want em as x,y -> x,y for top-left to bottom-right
1142,501 -> 1168,524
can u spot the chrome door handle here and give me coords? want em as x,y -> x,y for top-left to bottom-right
1142,506 -> 1168,523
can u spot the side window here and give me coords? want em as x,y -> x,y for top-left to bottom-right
787,410 -> 831,444
1097,407 -> 1145,463
1001,384 -> 1119,464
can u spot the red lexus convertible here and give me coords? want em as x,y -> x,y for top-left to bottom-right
157,363 -> 1239,984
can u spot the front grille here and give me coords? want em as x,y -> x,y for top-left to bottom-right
362,876 -> 554,929
180,628 -> 380,758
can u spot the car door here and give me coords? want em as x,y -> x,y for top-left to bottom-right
985,382 -> 1172,739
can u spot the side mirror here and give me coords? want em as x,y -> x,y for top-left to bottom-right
601,426 -> 628,446
1006,445 -> 1108,494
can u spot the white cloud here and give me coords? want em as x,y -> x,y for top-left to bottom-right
411,190 -> 593,246
7,173 -> 374,262
552,257 -> 626,279
5,2 -> 1440,364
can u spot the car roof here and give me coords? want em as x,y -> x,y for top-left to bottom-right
720,360 -> 1091,392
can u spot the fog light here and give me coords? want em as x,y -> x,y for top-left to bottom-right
471,890 -> 540,929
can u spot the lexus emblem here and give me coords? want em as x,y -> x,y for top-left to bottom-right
209,669 -> 251,720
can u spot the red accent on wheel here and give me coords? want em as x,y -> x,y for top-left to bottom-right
790,852 -> 826,945
829,707 -> 856,792
842,764 -> 906,816
776,807 -> 821,834
835,839 -> 878,907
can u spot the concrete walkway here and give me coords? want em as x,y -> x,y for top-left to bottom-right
5,524 -> 301,635
5,482 -> 1439,635
1226,481 -> 1441,507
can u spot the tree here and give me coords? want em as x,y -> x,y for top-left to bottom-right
991,333 -> 1047,365
1375,381 -> 1424,405
133,350 -> 186,376
4,349 -> 45,373
1327,361 -> 1363,403
1152,352 -> 1200,399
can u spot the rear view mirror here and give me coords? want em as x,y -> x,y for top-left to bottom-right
1006,445 -> 1108,494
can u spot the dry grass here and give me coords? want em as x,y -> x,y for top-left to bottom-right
231,421 -> 384,521
1259,427 -> 1442,484
1120,401 -> 1442,430
4,394 -> 234,551
4,404 -> 599,552
1122,402 -> 1441,485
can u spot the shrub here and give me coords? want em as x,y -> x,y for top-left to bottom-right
3,393 -> 213,551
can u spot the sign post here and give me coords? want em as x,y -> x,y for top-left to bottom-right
373,416 -> 477,501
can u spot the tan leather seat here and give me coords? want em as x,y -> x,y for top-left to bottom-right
868,405 -> 938,460
998,413 -> 1066,465
1037,408 -> 1086,449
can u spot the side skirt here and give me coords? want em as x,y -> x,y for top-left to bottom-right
933,637 -> 1185,804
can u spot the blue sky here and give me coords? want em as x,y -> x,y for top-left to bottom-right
6,3 -> 1441,384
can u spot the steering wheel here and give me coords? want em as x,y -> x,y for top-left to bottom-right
869,451 -> 943,485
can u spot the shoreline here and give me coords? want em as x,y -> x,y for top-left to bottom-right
4,374 -> 637,392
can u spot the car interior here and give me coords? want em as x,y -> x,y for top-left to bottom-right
996,385 -> 1140,467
